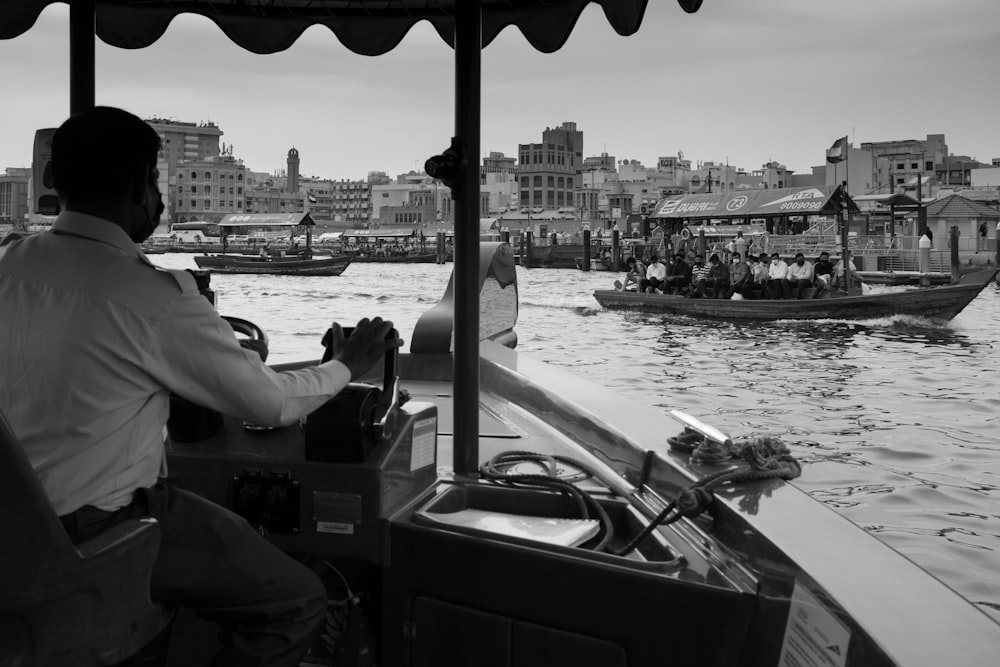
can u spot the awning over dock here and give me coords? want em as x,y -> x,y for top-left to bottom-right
649,185 -> 859,220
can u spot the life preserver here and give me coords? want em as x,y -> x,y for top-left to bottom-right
680,227 -> 692,241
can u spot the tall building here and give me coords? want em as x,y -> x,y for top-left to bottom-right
517,122 -> 582,210
145,118 -> 223,180
286,148 -> 300,193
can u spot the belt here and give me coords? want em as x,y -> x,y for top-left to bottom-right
58,493 -> 146,543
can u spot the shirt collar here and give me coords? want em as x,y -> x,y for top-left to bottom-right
52,211 -> 137,254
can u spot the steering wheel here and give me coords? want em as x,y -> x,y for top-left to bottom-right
223,315 -> 269,362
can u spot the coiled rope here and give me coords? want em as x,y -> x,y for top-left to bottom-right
479,451 -> 616,552
481,431 -> 801,558
612,432 -> 802,556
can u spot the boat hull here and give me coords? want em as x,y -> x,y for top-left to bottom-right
350,253 -> 438,263
593,269 -> 997,321
193,254 -> 352,276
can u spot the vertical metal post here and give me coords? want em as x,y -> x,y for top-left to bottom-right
950,226 -> 960,283
582,229 -> 591,271
70,0 -> 96,114
452,0 -> 481,477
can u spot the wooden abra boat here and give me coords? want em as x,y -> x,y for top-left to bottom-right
194,214 -> 353,276
594,269 -> 997,321
193,253 -> 352,276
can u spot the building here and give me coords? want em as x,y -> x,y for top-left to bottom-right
480,152 -> 518,215
0,167 -> 30,231
371,171 -> 456,228
517,122 -> 582,211
327,179 -> 372,226
859,134 -> 946,192
172,154 -> 247,223
936,155 -> 992,189
145,118 -> 223,180
146,118 -> 226,225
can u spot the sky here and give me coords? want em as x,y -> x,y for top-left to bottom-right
1,0 -> 998,184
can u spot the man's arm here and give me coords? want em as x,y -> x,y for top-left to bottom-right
150,293 -> 401,427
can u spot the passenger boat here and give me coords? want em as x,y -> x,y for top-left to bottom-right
593,269 -> 997,321
193,214 -> 353,276
193,252 -> 353,276
2,3 -> 999,667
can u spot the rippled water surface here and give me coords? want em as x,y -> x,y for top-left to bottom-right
155,254 -> 1000,622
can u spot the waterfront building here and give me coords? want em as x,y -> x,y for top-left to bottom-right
481,152 -> 518,215
689,161 -> 747,194
859,135 -> 946,193
245,174 -> 303,217
0,167 -> 30,231
299,178 -> 371,228
655,155 -> 692,195
173,154 -> 246,224
936,155 -> 993,189
371,170 -> 464,228
517,122 -> 582,211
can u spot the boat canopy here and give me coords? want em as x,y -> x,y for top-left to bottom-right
851,193 -> 922,208
0,1 -> 665,55
218,213 -> 314,227
346,228 -> 423,238
649,185 -> 860,220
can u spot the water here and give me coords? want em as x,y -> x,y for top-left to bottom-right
154,253 -> 1000,623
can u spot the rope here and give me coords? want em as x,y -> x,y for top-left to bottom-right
612,431 -> 801,556
479,432 -> 801,558
479,451 -> 616,552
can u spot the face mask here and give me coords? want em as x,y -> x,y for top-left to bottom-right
131,187 -> 164,243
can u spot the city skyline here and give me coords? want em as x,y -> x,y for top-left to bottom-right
0,0 -> 998,182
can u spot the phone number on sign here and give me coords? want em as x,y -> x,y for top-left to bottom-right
779,202 -> 823,211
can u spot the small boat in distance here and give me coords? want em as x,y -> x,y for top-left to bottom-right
593,268 -> 997,321
193,213 -> 352,276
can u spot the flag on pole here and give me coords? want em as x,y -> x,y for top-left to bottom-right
826,136 -> 848,164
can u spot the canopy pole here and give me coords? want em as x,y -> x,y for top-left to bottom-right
69,0 -> 96,114
452,1 -> 482,476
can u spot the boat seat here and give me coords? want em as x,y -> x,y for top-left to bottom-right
0,409 -> 174,666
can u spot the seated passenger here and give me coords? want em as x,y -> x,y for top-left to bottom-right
638,254 -> 668,293
833,257 -> 863,293
767,252 -> 790,299
726,253 -> 751,298
686,254 -> 712,298
663,253 -> 691,294
813,251 -> 834,296
622,255 -> 645,291
786,252 -> 815,299
706,254 -> 730,298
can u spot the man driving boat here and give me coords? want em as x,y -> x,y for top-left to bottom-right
0,106 -> 403,666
